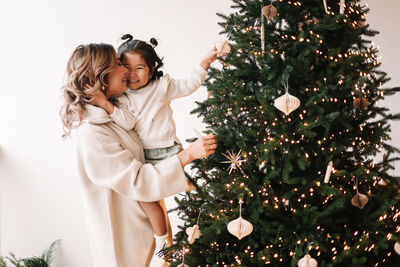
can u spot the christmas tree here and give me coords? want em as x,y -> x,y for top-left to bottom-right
166,0 -> 400,266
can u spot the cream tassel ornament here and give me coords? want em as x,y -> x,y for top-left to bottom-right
322,0 -> 329,14
339,0 -> 346,14
261,5 -> 265,53
324,161 -> 333,183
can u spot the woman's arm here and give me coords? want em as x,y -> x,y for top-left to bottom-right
76,126 -> 216,202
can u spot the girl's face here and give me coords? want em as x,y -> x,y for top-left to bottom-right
122,52 -> 153,90
106,56 -> 128,98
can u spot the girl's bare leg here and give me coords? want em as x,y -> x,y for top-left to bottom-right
139,201 -> 167,236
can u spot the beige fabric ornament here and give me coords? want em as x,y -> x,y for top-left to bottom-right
215,40 -> 231,57
324,161 -> 333,183
353,97 -> 369,109
262,4 -> 277,19
186,225 -> 201,244
394,242 -> 400,255
298,254 -> 318,267
185,204 -> 205,244
227,217 -> 253,239
274,83 -> 301,115
227,201 -> 253,240
351,192 -> 368,209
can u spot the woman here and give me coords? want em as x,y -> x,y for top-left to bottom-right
60,43 -> 217,267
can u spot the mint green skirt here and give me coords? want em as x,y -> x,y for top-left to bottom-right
144,142 -> 183,165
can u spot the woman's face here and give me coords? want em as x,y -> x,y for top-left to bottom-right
106,56 -> 128,98
122,52 -> 153,90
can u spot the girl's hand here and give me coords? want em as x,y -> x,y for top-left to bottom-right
88,88 -> 107,107
177,133 -> 217,167
200,47 -> 218,71
88,89 -> 115,114
185,180 -> 196,192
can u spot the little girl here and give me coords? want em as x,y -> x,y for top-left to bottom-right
96,34 -> 217,266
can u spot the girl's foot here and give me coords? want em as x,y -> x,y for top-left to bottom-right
149,233 -> 168,267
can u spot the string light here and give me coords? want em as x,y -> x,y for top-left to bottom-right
169,1 -> 399,266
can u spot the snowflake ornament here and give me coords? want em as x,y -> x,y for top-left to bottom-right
221,150 -> 246,174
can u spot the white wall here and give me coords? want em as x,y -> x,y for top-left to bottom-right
366,0 -> 400,174
0,1 -> 398,266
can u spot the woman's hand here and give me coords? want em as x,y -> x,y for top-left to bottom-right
177,133 -> 217,167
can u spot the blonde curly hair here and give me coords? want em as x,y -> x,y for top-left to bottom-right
60,43 -> 118,137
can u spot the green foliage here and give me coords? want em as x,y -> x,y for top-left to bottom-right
0,240 -> 60,267
167,0 -> 400,266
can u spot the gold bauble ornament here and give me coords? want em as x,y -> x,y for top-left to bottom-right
351,192 -> 368,209
262,4 -> 277,19
353,97 -> 369,110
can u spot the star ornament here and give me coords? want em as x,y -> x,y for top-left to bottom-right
222,150 -> 246,174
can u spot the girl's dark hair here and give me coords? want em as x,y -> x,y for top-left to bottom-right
118,34 -> 164,81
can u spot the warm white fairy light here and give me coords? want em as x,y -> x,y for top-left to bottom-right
177,3 -> 399,266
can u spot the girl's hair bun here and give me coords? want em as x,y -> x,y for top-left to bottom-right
149,38 -> 158,47
121,34 -> 133,42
